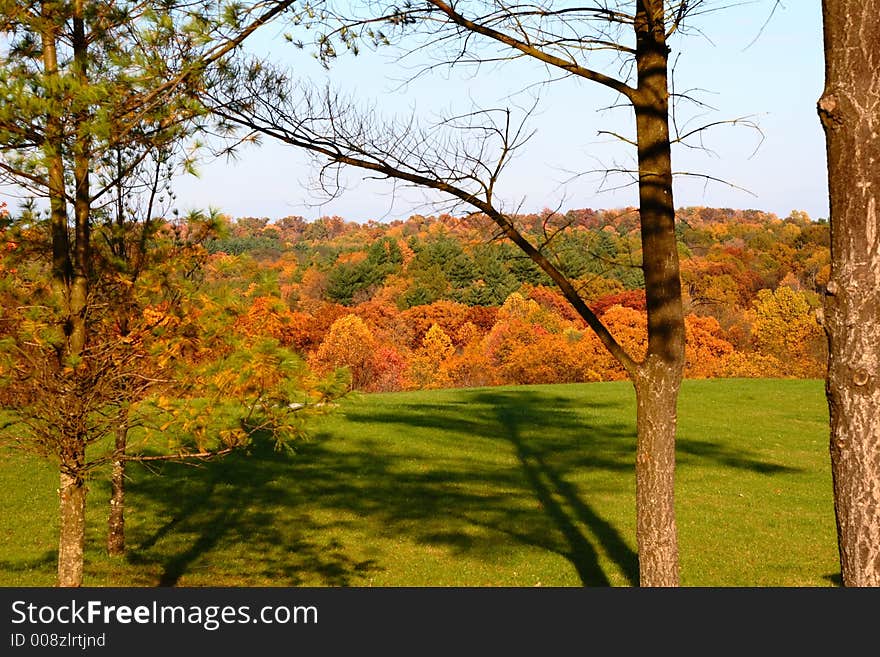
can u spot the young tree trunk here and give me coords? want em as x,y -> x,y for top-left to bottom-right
39,7 -> 72,291
70,0 -> 90,358
40,4 -> 87,588
58,452 -> 86,587
53,0 -> 93,588
631,0 -> 686,587
818,0 -> 880,587
107,413 -> 128,556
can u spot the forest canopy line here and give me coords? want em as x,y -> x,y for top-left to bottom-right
161,205 -> 829,391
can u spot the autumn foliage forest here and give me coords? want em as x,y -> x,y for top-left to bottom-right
3,203 -> 823,397
231,206 -> 829,389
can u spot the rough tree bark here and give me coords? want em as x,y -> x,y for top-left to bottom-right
57,448 -> 87,588
818,0 -> 880,587
631,2 -> 685,585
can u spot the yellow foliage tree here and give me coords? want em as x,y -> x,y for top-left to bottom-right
310,314 -> 378,389
409,323 -> 455,388
751,286 -> 825,376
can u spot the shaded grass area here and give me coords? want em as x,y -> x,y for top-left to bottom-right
0,379 -> 838,586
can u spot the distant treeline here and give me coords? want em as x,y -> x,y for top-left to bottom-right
198,206 -> 828,390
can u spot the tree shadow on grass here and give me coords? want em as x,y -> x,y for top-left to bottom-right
677,440 -> 802,474
325,388 -> 642,585
823,572 -> 842,586
0,550 -> 56,573
118,387 -> 630,585
124,438 -> 383,587
122,384 -> 805,587
470,391 -> 638,586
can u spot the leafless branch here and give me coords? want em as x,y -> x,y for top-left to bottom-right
201,58 -> 639,374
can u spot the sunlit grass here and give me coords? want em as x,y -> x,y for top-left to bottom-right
0,378 -> 838,587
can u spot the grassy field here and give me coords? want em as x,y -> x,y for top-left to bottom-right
0,378 -> 839,587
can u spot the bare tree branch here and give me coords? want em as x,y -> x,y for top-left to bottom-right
203,68 -> 639,373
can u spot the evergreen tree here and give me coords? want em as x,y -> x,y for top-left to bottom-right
0,0 -> 297,587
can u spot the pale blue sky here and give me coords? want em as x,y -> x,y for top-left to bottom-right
172,2 -> 831,222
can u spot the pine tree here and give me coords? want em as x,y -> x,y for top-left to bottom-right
0,0 -> 297,586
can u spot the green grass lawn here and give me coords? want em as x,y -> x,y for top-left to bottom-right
0,378 -> 839,587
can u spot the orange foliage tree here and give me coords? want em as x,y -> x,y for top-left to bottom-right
400,300 -> 472,349
234,295 -> 300,346
683,315 -> 735,379
501,330 -> 592,385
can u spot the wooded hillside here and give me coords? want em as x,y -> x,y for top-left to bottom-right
185,205 -> 828,391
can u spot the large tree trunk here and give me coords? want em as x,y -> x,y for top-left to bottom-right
818,0 -> 880,587
631,0 -> 686,587
634,359 -> 681,586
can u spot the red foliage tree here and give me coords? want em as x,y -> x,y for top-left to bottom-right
591,290 -> 647,316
